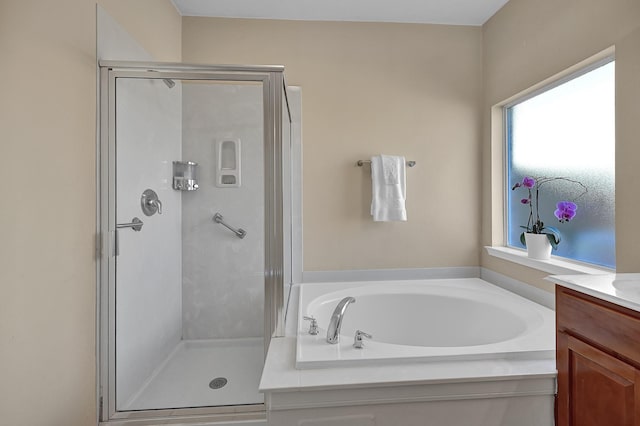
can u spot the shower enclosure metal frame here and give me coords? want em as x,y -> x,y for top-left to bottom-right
97,61 -> 288,423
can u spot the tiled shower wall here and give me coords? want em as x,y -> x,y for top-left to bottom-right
181,83 -> 265,340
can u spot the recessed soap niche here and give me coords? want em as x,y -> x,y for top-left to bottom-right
216,139 -> 241,188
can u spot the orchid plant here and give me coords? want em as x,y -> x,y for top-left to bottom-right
512,176 -> 588,250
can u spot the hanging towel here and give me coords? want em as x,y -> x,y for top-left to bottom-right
370,155 -> 407,222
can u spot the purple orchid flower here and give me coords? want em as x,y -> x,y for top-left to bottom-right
522,176 -> 536,188
554,201 -> 577,223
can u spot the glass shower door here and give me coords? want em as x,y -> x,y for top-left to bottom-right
111,75 -> 266,412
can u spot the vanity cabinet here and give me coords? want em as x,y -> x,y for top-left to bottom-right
556,286 -> 640,426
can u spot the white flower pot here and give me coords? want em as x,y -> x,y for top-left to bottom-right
524,233 -> 552,260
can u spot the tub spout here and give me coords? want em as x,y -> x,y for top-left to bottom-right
326,297 -> 356,344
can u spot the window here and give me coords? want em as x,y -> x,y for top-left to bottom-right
506,59 -> 615,269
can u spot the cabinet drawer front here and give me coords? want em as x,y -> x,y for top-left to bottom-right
556,287 -> 640,364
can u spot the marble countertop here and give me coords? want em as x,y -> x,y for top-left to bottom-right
546,273 -> 640,313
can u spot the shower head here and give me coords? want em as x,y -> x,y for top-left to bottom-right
147,70 -> 176,89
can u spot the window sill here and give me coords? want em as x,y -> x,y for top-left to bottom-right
485,246 -> 614,275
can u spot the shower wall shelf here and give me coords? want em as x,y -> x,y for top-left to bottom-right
216,139 -> 241,188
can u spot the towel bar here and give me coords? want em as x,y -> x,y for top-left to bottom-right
357,159 -> 416,167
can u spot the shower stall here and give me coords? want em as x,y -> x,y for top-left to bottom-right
97,62 -> 292,424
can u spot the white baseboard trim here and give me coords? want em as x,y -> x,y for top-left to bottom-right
302,267 -> 480,283
101,418 -> 265,426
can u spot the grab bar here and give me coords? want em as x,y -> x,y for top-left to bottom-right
213,212 -> 247,239
116,217 -> 143,232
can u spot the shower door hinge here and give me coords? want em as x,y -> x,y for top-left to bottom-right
110,230 -> 119,257
95,232 -> 102,260
99,396 -> 104,420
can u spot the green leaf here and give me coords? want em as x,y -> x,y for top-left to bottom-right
542,227 -> 561,250
520,232 -> 526,246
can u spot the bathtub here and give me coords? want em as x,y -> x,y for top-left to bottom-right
296,278 -> 555,369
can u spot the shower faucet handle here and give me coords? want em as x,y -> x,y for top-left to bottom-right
303,316 -> 319,335
141,189 -> 163,216
151,198 -> 162,214
353,330 -> 372,349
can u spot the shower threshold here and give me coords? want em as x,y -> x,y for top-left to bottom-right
122,337 -> 265,411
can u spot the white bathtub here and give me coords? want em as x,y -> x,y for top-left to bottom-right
296,278 -> 555,369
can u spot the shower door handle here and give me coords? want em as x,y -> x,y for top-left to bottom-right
113,217 -> 144,256
116,217 -> 144,231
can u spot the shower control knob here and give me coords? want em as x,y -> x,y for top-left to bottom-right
141,189 -> 163,216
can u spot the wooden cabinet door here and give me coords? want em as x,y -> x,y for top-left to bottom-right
557,333 -> 640,426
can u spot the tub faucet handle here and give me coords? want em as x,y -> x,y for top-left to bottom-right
353,330 -> 372,349
303,316 -> 319,335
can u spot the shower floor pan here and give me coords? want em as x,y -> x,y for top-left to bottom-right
122,337 -> 264,411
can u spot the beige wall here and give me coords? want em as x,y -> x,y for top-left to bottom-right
0,1 -> 180,425
182,18 -> 483,271
0,1 -> 97,425
482,0 -> 640,289
98,0 -> 182,61
615,24 -> 640,272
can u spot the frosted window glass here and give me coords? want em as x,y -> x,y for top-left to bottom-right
506,61 -> 615,269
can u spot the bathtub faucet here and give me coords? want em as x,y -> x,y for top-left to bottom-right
326,296 -> 356,344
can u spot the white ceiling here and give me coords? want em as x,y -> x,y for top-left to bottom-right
171,0 -> 510,26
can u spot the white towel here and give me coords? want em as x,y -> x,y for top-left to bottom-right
370,155 -> 407,222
